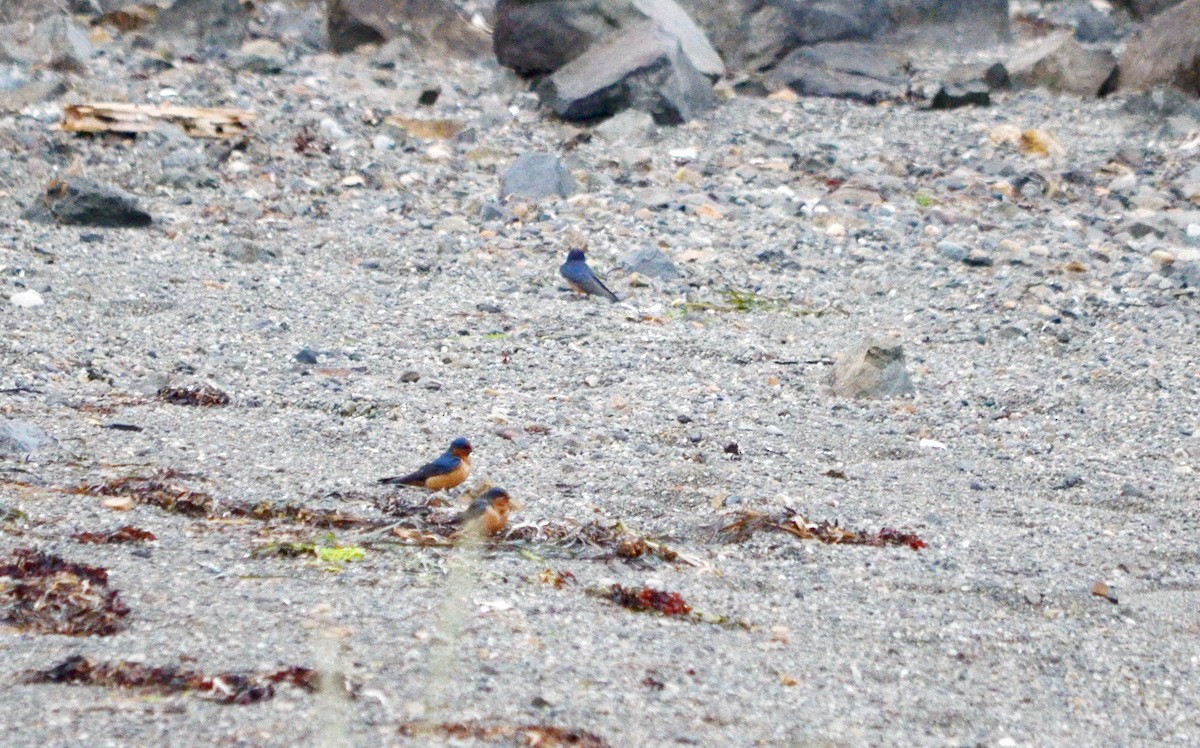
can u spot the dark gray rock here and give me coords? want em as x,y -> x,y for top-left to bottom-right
494,0 -> 723,78
1114,0 -> 1186,18
295,348 -> 320,365
830,336 -> 915,398
41,178 -> 152,228
930,81 -> 989,109
1008,30 -> 1118,97
764,42 -> 909,102
886,0 -> 1009,46
500,153 -> 578,200
619,246 -> 680,279
327,0 -> 489,57
0,419 -> 53,455
536,23 -> 716,124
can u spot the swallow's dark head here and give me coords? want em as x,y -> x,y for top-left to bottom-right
566,249 -> 586,263
482,487 -> 509,502
449,437 -> 473,456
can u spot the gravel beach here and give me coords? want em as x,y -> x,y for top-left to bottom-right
2,3 -> 1199,745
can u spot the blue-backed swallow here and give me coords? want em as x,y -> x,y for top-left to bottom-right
457,487 -> 520,537
378,437 -> 472,490
560,249 -> 618,303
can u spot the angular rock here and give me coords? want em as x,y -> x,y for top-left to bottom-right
1008,31 -> 1118,97
327,0 -> 489,57
1119,0 -> 1200,96
593,108 -> 657,143
830,336 -> 915,398
500,153 -> 577,200
494,0 -> 723,79
0,419 -> 53,455
764,42 -> 909,102
536,23 -> 716,124
0,15 -> 93,72
619,246 -> 680,279
41,178 -> 152,228
229,38 -> 286,74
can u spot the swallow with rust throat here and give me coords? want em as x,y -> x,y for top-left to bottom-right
378,437 -> 472,490
457,487 -> 520,537
560,248 -> 618,303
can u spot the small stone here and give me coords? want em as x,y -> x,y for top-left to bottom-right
963,249 -> 993,267
295,348 -> 320,365
9,289 -> 44,308
229,39 -> 286,74
619,247 -> 680,280
937,240 -> 968,262
930,82 -> 989,110
1150,249 -> 1175,267
594,109 -> 657,145
400,370 -> 421,383
1053,474 -> 1084,490
42,177 -> 151,227
500,153 -> 576,200
831,336 -> 915,399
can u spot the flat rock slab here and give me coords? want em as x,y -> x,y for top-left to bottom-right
536,22 -> 716,123
765,41 -> 910,102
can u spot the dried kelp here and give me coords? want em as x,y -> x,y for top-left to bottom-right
711,509 -> 927,550
397,721 -> 610,747
0,549 -> 130,636
25,655 -> 317,705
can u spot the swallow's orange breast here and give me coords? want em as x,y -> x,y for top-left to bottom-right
424,456 -> 470,490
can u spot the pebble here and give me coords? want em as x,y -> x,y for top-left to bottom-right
9,289 -> 43,307
295,348 -> 320,365
937,240 -> 968,262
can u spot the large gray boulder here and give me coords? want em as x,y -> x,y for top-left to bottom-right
1119,0 -> 1200,96
328,0 -> 489,57
494,0 -> 724,78
536,23 -> 717,123
1008,30 -> 1119,97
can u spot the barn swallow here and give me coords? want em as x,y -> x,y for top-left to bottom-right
456,487 -> 520,537
560,249 -> 618,303
378,437 -> 472,490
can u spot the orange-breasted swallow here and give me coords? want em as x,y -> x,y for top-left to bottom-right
560,249 -> 618,302
378,437 -> 472,490
457,487 -> 519,536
